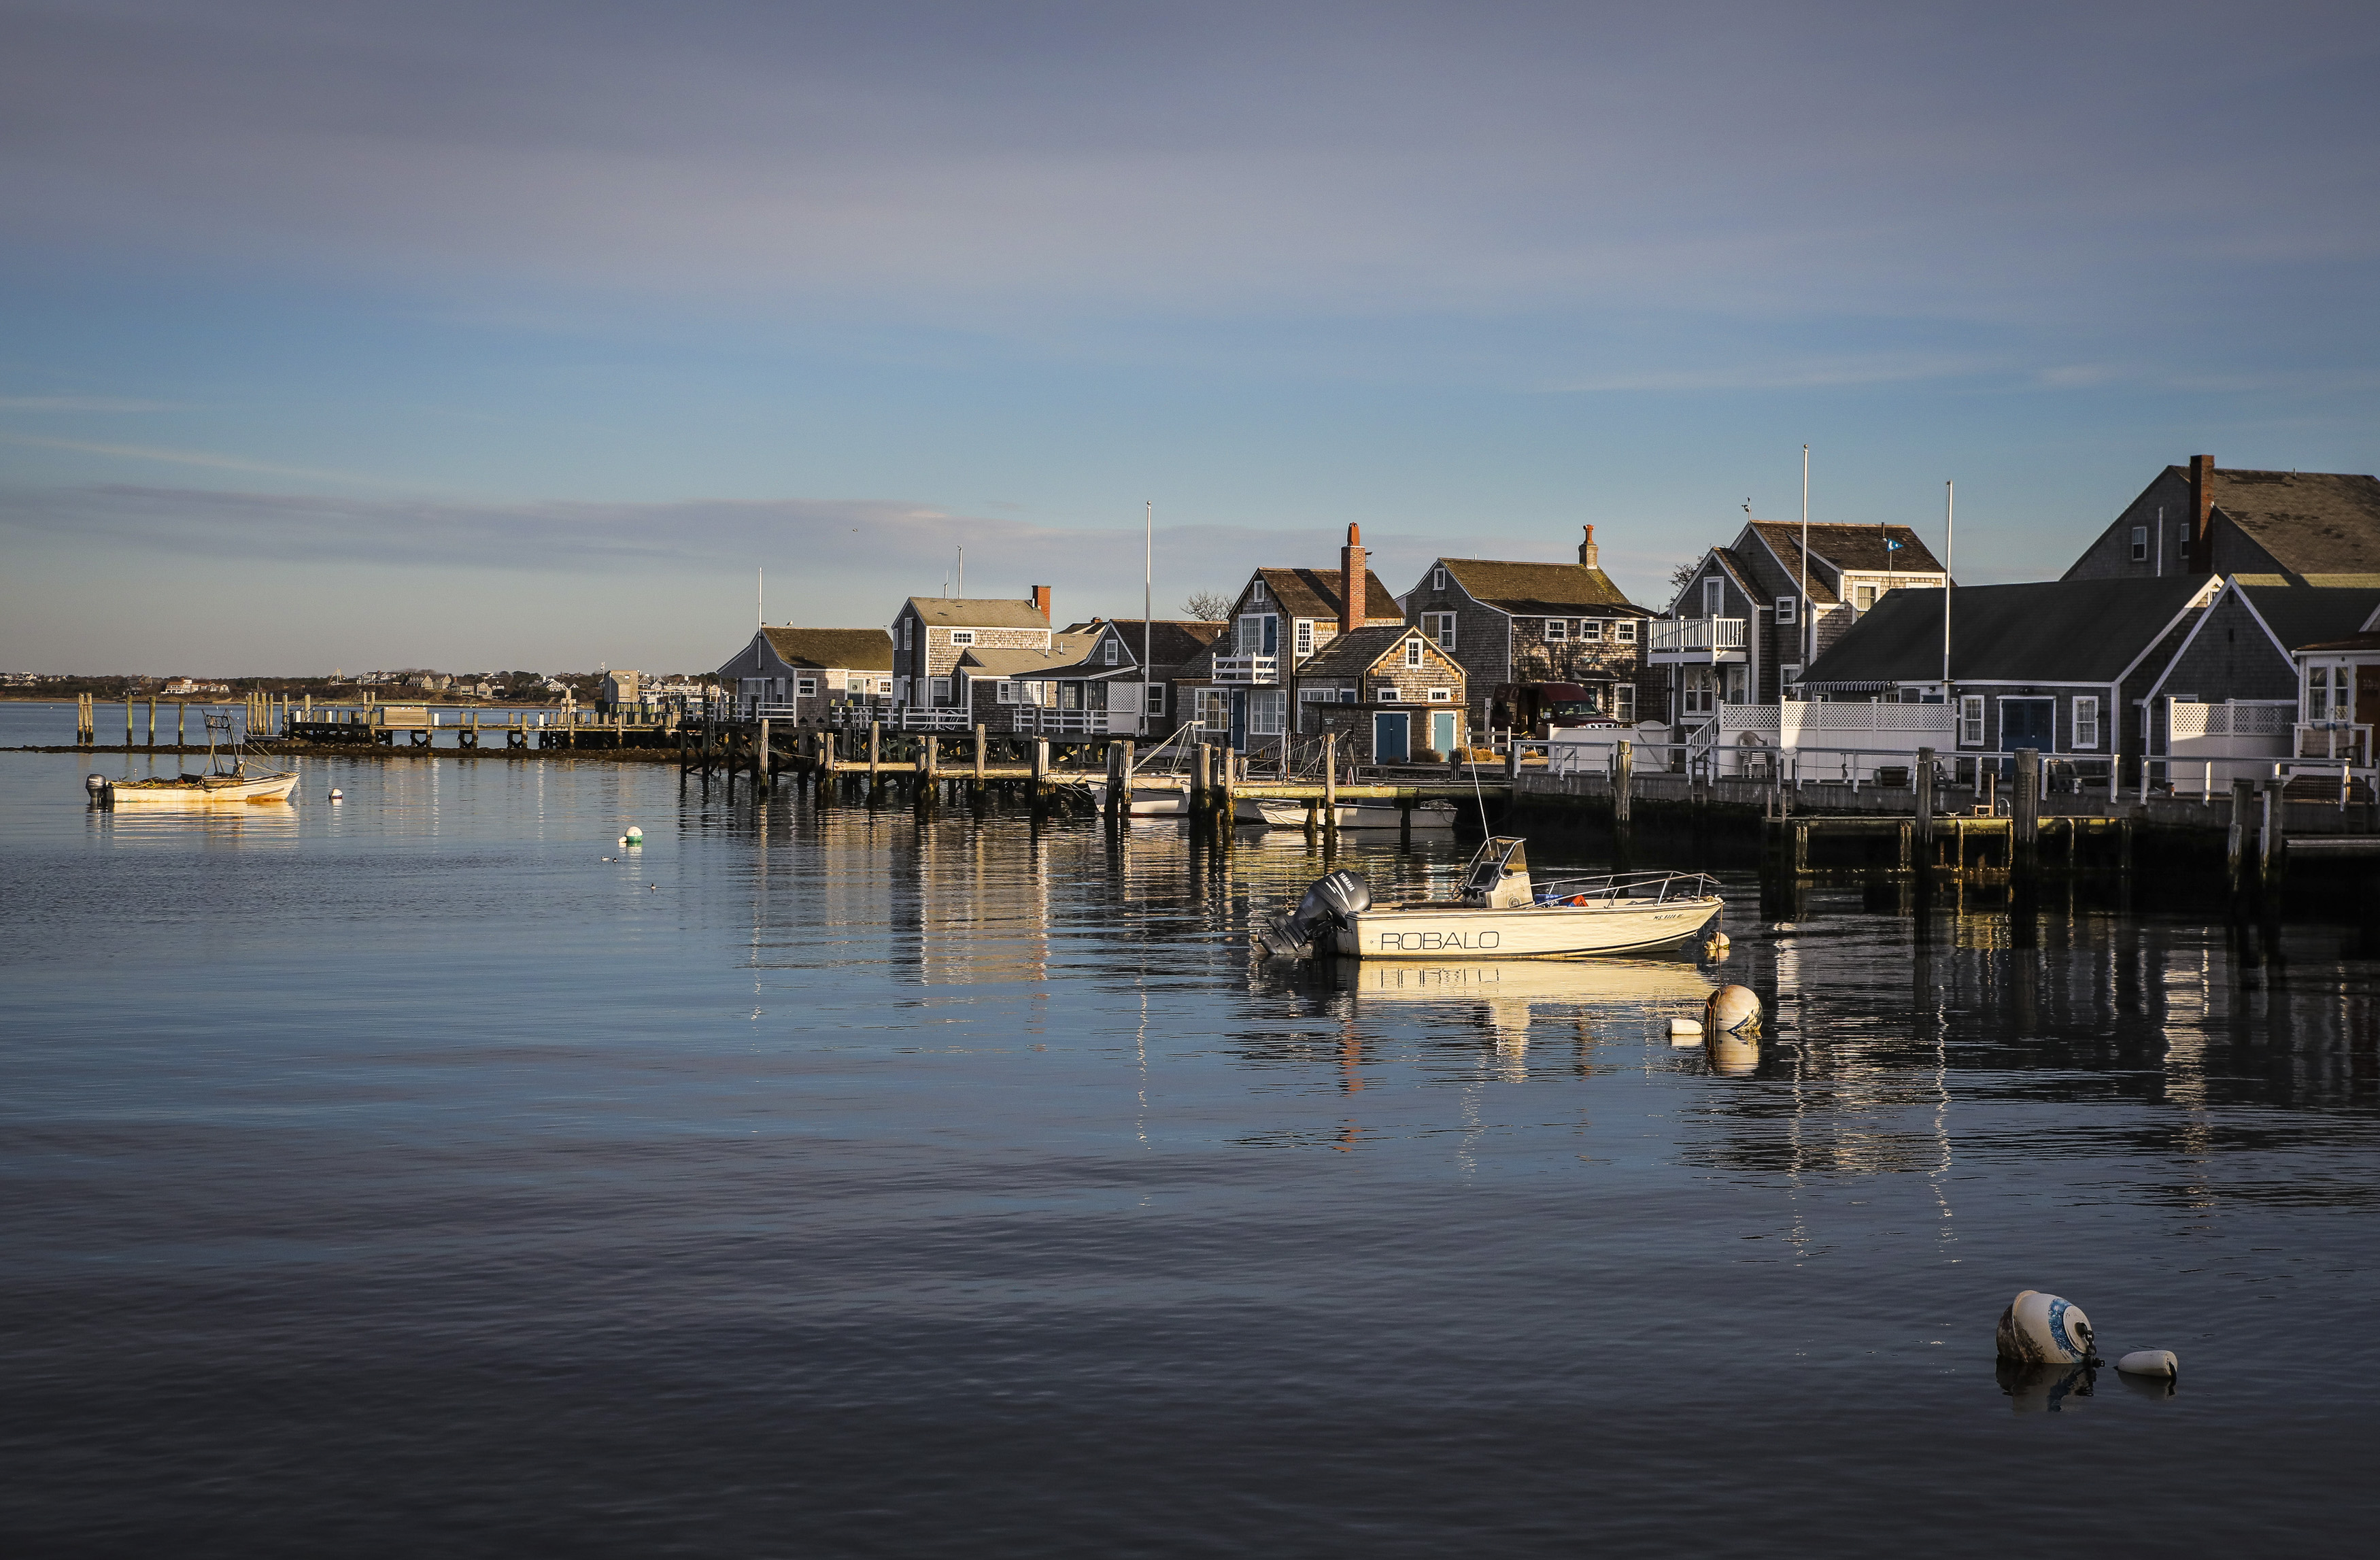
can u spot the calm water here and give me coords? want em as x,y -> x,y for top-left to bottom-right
3,739 -> 2377,1557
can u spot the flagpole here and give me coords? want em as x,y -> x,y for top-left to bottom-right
1941,481 -> 1954,690
1799,445 -> 1810,675
1144,501 -> 1154,734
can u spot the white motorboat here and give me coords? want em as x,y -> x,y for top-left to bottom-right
1258,836 -> 1722,960
1091,775 -> 1191,816
94,709 -> 298,807
1233,796 -> 1459,830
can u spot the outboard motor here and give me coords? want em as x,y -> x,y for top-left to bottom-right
1257,870 -> 1372,958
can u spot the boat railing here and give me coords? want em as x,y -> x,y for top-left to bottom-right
1531,868 -> 1721,904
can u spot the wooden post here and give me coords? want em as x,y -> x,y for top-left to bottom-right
1193,743 -> 1212,812
2012,748 -> 2040,868
921,733 -> 938,783
974,724 -> 987,787
147,698 -> 156,749
1614,739 -> 1633,827
758,717 -> 772,792
177,702 -> 186,749
1323,732 -> 1338,833
868,720 -> 882,779
1119,739 -> 1135,815
2262,777 -> 2283,890
1914,746 -> 1936,861
1104,742 -> 1121,817
1505,733 -> 1521,780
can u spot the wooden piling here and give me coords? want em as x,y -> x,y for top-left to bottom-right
147,698 -> 156,749
2012,749 -> 2040,873
868,720 -> 882,780
1323,732 -> 1338,834
758,717 -> 772,792
1614,739 -> 1633,828
973,724 -> 987,787
1914,746 -> 1936,860
1193,743 -> 1212,813
2262,779 -> 2283,891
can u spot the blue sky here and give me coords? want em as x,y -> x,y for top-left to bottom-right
4,0 -> 2377,673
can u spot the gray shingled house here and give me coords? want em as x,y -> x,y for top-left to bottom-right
2139,581 -> 2380,784
1799,575 -> 2218,781
890,590 -> 1055,715
2063,456 -> 2380,583
1289,623 -> 1467,764
956,624 -> 1146,736
1063,618 -> 1227,734
714,627 -> 896,722
1398,526 -> 1657,732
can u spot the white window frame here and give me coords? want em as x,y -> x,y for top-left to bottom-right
2130,526 -> 2147,562
996,680 -> 1017,705
1404,639 -> 1423,667
1855,583 -> 1878,611
1194,687 -> 1229,732
1431,566 -> 1447,591
1580,618 -> 1603,641
930,677 -> 953,705
1427,686 -> 1452,702
1103,639 -> 1119,666
1294,619 -> 1314,658
1251,580 -> 1268,605
1775,596 -> 1797,625
1374,686 -> 1401,702
1614,684 -> 1635,722
949,629 -> 975,647
2073,695 -> 2100,749
1959,694 -> 1985,745
1614,620 -> 1637,644
1249,690 -> 1287,736
796,676 -> 818,697
1544,617 -> 1568,641
901,619 -> 912,651
1299,686 -> 1342,701
1146,683 -> 1166,716
1703,578 -> 1723,617
1424,611 -> 1457,649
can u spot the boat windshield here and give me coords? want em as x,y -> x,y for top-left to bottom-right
1460,836 -> 1528,895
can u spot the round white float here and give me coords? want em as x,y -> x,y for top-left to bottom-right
1994,1289 -> 2099,1366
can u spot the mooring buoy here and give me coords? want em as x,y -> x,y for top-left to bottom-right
1705,985 -> 1760,1032
1995,1289 -> 2100,1366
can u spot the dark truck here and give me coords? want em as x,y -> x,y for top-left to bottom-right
1489,681 -> 1619,739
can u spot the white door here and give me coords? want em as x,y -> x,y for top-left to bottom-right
1105,681 -> 1143,733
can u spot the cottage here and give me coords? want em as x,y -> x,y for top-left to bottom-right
713,627 -> 896,722
1173,524 -> 1404,753
1062,618 -> 1227,734
1400,526 -> 1656,732
957,624 -> 1144,736
1659,521 -> 1949,719
1291,624 -> 1467,764
890,588 -> 1055,711
2063,455 -> 2380,581
1799,575 -> 2218,781
2291,611 -> 2380,772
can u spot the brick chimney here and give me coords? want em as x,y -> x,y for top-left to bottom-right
1338,524 -> 1365,634
1030,585 -> 1052,624
2187,454 -> 2215,573
1580,524 -> 1599,568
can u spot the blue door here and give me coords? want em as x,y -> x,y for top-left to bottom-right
1261,615 -> 1278,657
2002,698 -> 2054,751
1229,690 -> 1248,751
1431,710 -> 1458,758
1373,711 -> 1410,762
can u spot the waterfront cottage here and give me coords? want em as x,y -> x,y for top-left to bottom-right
890,590 -> 1055,712
1798,575 -> 2218,783
2063,455 -> 2380,581
1291,624 -> 1467,764
1172,524 -> 1404,753
2139,581 -> 2380,785
1399,527 -> 1657,732
957,624 -> 1145,736
713,628 -> 896,722
1062,618 -> 1227,735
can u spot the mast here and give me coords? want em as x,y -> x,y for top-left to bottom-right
1941,481 -> 1954,691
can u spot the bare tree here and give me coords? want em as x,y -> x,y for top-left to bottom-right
1183,590 -> 1233,621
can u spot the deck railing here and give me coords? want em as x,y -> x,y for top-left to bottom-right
1648,617 -> 1746,654
1211,654 -> 1281,684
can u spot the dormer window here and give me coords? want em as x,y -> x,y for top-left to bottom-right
1404,638 -> 1423,667
1432,566 -> 1447,591
1251,581 -> 1268,605
1103,639 -> 1119,666
949,630 -> 975,647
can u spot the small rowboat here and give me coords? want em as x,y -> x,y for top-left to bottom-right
102,768 -> 300,806
1259,836 -> 1722,960
1233,797 -> 1459,830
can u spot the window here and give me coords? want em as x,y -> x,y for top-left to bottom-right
1103,639 -> 1119,666
930,677 -> 952,705
877,679 -> 893,695
1146,683 -> 1166,716
894,675 -> 911,703
1432,566 -> 1447,591
950,630 -> 975,647
1682,669 -> 1714,715
2130,526 -> 2147,562
1059,682 -> 1081,710
1775,596 -> 1797,625
1614,620 -> 1637,644
2073,696 -> 2100,749
796,677 -> 818,698
1959,695 -> 1985,745
1545,617 -> 1568,641
1404,639 -> 1423,667
1374,686 -> 1400,701
901,620 -> 912,651
996,680 -> 1017,705
1294,619 -> 1314,658
1250,690 -> 1287,736
2309,665 -> 2334,717
1580,619 -> 1603,641
1855,584 -> 1878,611
1195,688 -> 1230,732
1428,687 -> 1452,702
1251,580 -> 1268,605
1423,611 -> 1457,649
1703,578 -> 1723,617
1614,684 -> 1635,722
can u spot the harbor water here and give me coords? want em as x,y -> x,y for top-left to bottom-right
3,726 -> 2378,1555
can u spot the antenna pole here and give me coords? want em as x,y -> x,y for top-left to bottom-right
1799,444 -> 1811,676
1941,481 -> 1954,690
758,566 -> 764,629
2155,505 -> 2164,576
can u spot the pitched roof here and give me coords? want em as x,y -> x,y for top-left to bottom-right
759,628 -> 894,671
957,634 -> 1125,678
1294,624 -> 1433,679
904,596 -> 1053,629
1248,566 -> 1404,622
2208,469 -> 2380,575
1438,558 -> 1644,614
1063,619 -> 1227,666
2297,632 -> 2380,654
2237,583 -> 2380,652
1750,522 -> 1945,583
1801,577 -> 2210,686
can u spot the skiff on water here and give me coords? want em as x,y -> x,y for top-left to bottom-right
1258,836 -> 1722,960
92,709 -> 299,807
1233,796 -> 1459,830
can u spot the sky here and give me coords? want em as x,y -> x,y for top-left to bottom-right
3,0 -> 2377,674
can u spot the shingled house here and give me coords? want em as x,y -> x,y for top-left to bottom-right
2063,456 -> 2380,583
1399,526 -> 1657,733
714,627 -> 896,722
957,623 -> 1146,736
890,589 -> 1053,713
1658,520 -> 1948,723
1293,624 -> 1468,764
1173,524 -> 1405,753
1063,618 -> 1227,734
2139,581 -> 2380,783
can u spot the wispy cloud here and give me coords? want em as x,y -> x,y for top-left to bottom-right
0,396 -> 175,411
0,433 -> 381,486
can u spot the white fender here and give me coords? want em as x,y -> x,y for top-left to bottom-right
1995,1289 -> 2098,1366
1705,985 -> 1761,1032
1669,1017 -> 1704,1045
2115,1349 -> 2177,1379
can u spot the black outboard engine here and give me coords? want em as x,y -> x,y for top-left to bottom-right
1257,870 -> 1372,958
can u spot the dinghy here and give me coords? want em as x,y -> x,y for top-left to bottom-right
1258,836 -> 1722,960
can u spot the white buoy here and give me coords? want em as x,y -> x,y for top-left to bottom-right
1669,1017 -> 1704,1045
328,788 -> 343,801
1995,1289 -> 2100,1366
1705,985 -> 1761,1032
2115,1349 -> 2177,1380
624,826 -> 643,845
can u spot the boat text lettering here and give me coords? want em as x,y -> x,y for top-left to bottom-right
1376,929 -> 1502,952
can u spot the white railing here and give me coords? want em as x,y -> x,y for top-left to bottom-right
1784,701 -> 1955,739
2171,700 -> 2294,740
1648,617 -> 1746,654
1212,654 -> 1281,684
2296,723 -> 2372,763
